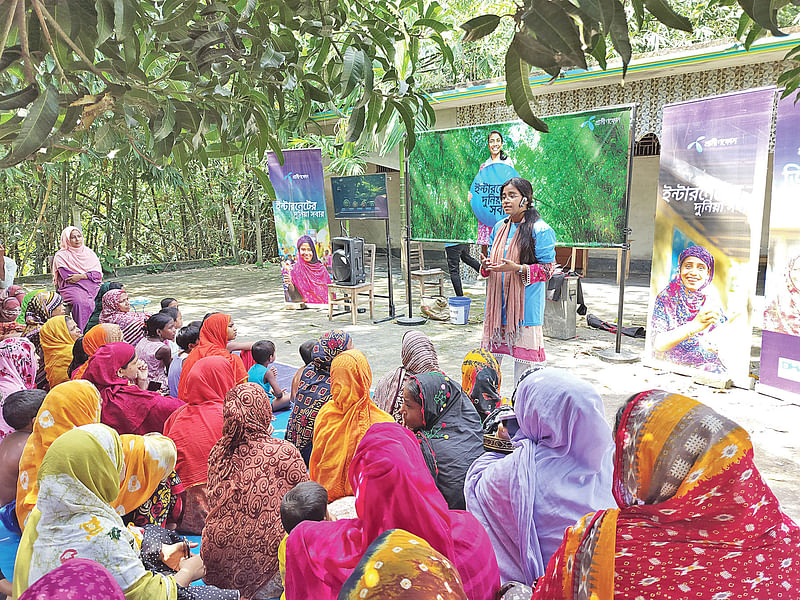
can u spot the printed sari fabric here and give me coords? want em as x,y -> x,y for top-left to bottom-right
285,422 -> 500,600
99,290 -> 148,348
18,558 -> 126,600
290,235 -> 331,304
410,372 -> 484,510
16,379 -> 102,529
337,529 -> 468,600
461,348 -> 504,420
86,281 -> 123,331
372,331 -> 439,423
70,323 -> 123,380
81,342 -> 183,435
113,433 -> 179,527
533,389 -> 800,600
14,424 -> 175,600
285,330 -> 350,460
15,290 -> 43,326
0,337 -> 37,439
39,316 -> 75,388
309,350 -> 393,501
177,313 -> 247,399
464,368 -> 615,584
203,383 -> 308,598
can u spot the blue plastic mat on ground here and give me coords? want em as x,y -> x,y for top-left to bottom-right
0,361 -> 299,584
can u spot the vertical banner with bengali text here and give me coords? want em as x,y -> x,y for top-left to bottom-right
644,88 -> 774,386
268,148 -> 332,305
759,96 -> 800,399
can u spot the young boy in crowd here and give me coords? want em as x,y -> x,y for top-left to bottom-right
278,481 -> 330,597
290,340 -> 315,405
0,389 -> 46,530
248,340 -> 289,411
168,321 -> 201,398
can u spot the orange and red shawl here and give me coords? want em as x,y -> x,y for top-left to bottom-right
309,349 -> 393,502
177,313 -> 246,399
533,390 -> 800,600
203,383 -> 308,598
285,422 -> 500,600
71,323 -> 122,380
164,356 -> 236,488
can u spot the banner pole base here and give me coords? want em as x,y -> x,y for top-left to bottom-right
396,316 -> 426,326
595,347 -> 640,364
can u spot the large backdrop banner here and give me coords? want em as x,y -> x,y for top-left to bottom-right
644,88 -> 774,385
759,95 -> 800,398
408,105 -> 634,244
268,148 -> 332,305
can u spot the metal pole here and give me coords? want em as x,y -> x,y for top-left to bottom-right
396,141 -> 426,325
385,217 -> 395,318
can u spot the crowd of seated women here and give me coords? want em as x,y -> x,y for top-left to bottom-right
0,275 -> 799,600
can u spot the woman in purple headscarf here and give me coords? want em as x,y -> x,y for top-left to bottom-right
283,235 -> 330,304
651,245 -> 726,372
464,367 -> 615,585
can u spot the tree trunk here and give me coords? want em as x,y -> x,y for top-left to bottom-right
223,199 -> 239,263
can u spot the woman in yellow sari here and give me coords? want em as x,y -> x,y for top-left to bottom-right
16,379 -> 102,529
12,424 -> 237,599
309,349 -> 393,502
39,316 -> 81,388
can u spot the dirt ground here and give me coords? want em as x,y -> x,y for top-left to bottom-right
117,262 -> 800,521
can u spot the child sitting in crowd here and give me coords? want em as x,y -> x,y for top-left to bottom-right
160,305 -> 184,358
161,297 -> 179,309
168,321 -> 201,398
0,389 -> 46,534
290,339 -> 314,404
135,312 -> 176,394
248,340 -> 289,411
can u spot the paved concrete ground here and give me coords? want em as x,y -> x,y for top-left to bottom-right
118,262 -> 800,521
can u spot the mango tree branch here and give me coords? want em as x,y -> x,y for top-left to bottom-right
0,0 -> 19,70
30,0 -> 67,84
15,0 -> 34,84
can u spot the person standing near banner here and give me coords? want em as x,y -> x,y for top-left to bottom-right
650,245 -> 727,373
481,177 -> 556,384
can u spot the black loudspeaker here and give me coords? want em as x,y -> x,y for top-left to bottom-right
332,237 -> 365,285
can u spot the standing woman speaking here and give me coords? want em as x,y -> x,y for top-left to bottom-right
52,227 -> 102,332
481,177 -> 556,384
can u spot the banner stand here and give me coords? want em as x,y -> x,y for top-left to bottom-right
597,104 -> 640,364
373,217 -> 397,324
398,144 -> 426,326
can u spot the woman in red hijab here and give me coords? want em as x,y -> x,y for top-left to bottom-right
81,342 -> 182,435
176,313 -> 246,399
164,355 -> 236,534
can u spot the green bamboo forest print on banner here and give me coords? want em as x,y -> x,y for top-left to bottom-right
409,106 -> 634,245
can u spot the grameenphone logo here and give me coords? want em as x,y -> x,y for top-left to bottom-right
283,172 -> 310,181
580,116 -> 597,131
688,136 -> 706,153
687,135 -> 737,153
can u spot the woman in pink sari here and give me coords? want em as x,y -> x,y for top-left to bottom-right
285,422 -> 500,600
99,289 -> 149,348
52,227 -> 102,331
283,235 -> 330,304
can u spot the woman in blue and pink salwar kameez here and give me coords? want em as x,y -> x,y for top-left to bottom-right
52,227 -> 102,332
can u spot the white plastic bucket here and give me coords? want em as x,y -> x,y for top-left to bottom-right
448,296 -> 471,325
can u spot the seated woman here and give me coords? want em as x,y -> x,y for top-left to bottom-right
461,347 -> 505,421
17,379 -> 102,529
401,371 -> 483,510
81,343 -> 183,435
0,338 -> 38,438
39,315 -> 82,388
70,323 -> 124,379
85,281 -> 124,331
100,289 -> 149,348
464,368 -> 615,584
285,422 -> 500,600
651,245 -> 728,373
51,226 -> 102,331
309,349 -> 393,502
338,529 -> 468,599
533,389 -> 800,600
163,356 -> 236,535
285,330 -> 352,464
114,433 -> 183,530
18,558 -> 124,600
372,330 -> 440,423
12,424 -> 238,599
22,292 -> 64,389
177,313 -> 247,398
203,383 -> 308,599
0,297 -> 20,323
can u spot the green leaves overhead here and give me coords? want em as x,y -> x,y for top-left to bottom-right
0,84 -> 59,168
505,40 -> 549,133
460,15 -> 502,42
0,0 -> 449,168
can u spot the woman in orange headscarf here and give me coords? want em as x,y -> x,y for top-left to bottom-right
16,379 -> 102,529
39,316 -> 82,388
309,349 -> 393,502
71,323 -> 123,380
176,313 -> 246,398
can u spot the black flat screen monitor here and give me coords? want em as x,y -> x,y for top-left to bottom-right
331,173 -> 389,220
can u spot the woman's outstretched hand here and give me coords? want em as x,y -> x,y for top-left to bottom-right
486,258 -> 521,273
